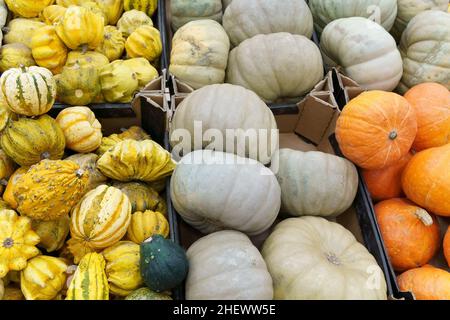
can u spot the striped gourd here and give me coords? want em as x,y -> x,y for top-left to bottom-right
0,115 -> 65,167
127,210 -> 169,244
70,185 -> 132,251
124,0 -> 157,17
0,66 -> 56,116
66,252 -> 109,300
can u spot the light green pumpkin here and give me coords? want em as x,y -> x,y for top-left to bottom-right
170,0 -> 222,31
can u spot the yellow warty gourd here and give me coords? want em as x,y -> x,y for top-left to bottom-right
95,26 -> 125,62
0,210 -> 40,278
20,256 -> 68,300
3,19 -> 46,48
99,60 -> 138,103
40,5 -> 67,25
117,9 -> 153,38
56,107 -> 102,153
96,126 -> 150,156
125,25 -> 162,62
94,0 -> 124,25
14,159 -> 90,221
97,139 -> 176,182
124,0 -> 158,17
3,167 -> 29,209
66,252 -> 109,300
80,1 -> 108,25
101,241 -> 143,296
122,58 -> 159,89
127,210 -> 169,244
31,25 -> 68,74
56,5 -> 105,50
0,44 -> 36,72
31,215 -> 70,252
5,0 -> 53,18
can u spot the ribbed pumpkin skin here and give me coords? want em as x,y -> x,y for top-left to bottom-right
4,0 -> 52,18
112,181 -> 167,214
404,83 -> 450,151
102,241 -> 144,296
117,9 -> 153,37
70,185 -> 132,250
0,44 -> 36,72
56,107 -> 102,153
56,64 -> 101,106
95,26 -> 125,61
56,5 -> 105,50
0,149 -> 15,182
320,17 -> 403,91
31,26 -> 68,75
223,0 -> 313,46
186,230 -> 273,300
96,126 -> 150,156
227,33 -> 323,102
125,25 -> 162,62
125,287 -> 172,300
0,66 -> 56,117
66,252 -> 109,300
3,19 -> 46,48
362,152 -> 413,201
31,215 -> 70,252
124,0 -> 157,16
169,20 -> 230,89
40,5 -> 67,25
1,115 -> 66,166
94,0 -> 124,25
81,1 -> 108,25
20,256 -> 68,300
0,210 -> 40,278
97,140 -> 176,182
14,160 -> 90,221
336,91 -> 417,170
65,153 -> 107,192
402,144 -> 450,216
127,210 -> 169,244
397,266 -> 450,300
171,0 -> 222,31
398,10 -> 450,93
309,0 -> 397,35
274,149 -> 358,217
65,51 -> 109,70
122,58 -> 159,89
140,235 -> 189,292
99,60 -> 138,103
3,167 -> 28,209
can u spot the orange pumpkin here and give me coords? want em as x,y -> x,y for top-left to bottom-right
362,152 -> 413,202
402,143 -> 450,216
335,91 -> 417,170
404,83 -> 450,151
397,266 -> 450,300
375,198 -> 440,272
444,227 -> 450,268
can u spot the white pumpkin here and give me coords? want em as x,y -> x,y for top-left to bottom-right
397,10 -> 450,93
261,216 -> 388,300
272,149 -> 358,217
170,84 -> 278,165
186,230 -> 273,300
309,0 -> 397,35
170,150 -> 281,236
320,17 -> 403,91
226,33 -> 324,102
223,0 -> 313,46
169,19 -> 230,89
171,0 -> 223,31
391,0 -> 448,41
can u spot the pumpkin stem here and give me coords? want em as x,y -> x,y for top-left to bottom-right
2,237 -> 14,248
415,209 -> 433,226
388,131 -> 397,140
80,44 -> 88,55
75,169 -> 84,178
19,64 -> 27,73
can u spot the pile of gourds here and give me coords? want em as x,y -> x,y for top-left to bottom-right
0,0 -> 162,104
0,63 -> 181,300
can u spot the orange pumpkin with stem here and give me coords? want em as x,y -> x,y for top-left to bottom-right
404,83 -> 450,151
362,152 -> 413,202
375,198 -> 440,272
444,227 -> 450,267
397,265 -> 450,300
335,91 -> 417,170
402,143 -> 450,216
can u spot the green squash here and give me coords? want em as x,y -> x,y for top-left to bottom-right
125,287 -> 172,300
140,235 -> 189,292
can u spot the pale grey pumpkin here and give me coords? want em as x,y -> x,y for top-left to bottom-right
170,0 -> 222,31
223,0 -> 313,46
186,230 -> 273,300
320,17 -> 403,91
226,32 -> 323,102
170,84 -> 278,165
272,148 -> 358,217
170,150 -> 281,236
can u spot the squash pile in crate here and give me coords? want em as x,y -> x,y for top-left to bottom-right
0,0 -> 162,105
